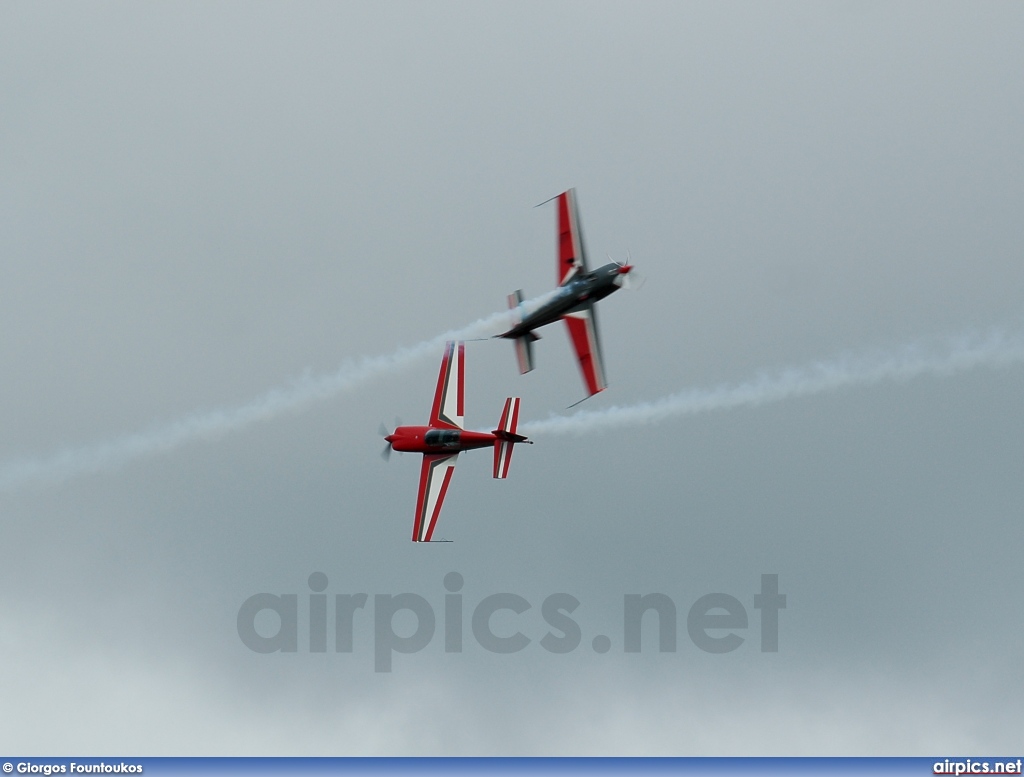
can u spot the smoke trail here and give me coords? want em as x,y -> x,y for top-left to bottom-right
521,327 -> 1024,437
0,306 -> 526,492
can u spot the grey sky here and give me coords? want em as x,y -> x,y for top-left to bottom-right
1,1 -> 1023,755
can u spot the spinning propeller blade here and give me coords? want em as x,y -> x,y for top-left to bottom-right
379,421 -> 398,462
613,251 -> 643,290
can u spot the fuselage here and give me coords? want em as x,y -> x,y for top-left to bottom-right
385,426 -> 498,454
499,262 -> 627,339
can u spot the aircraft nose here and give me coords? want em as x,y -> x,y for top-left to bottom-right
617,264 -> 633,274
385,434 -> 395,443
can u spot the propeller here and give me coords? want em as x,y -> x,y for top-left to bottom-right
612,250 -> 645,290
379,418 -> 401,462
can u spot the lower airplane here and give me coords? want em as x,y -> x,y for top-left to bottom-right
381,340 -> 532,542
498,188 -> 639,400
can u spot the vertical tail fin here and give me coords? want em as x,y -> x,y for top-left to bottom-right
492,397 -> 525,479
507,290 -> 536,374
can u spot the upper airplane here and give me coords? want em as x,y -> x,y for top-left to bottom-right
497,188 -> 639,399
382,340 -> 532,542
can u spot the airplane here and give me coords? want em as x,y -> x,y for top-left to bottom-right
381,340 -> 532,542
497,188 -> 639,399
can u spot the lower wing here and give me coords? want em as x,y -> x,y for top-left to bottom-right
412,452 -> 459,542
562,303 -> 607,397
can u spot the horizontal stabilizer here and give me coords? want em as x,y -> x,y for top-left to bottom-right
506,290 -> 536,373
508,289 -> 525,323
513,334 -> 535,374
493,397 -> 527,479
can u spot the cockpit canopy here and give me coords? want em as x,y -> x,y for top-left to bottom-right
424,429 -> 461,447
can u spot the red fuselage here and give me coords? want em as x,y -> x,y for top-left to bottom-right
385,426 -> 498,454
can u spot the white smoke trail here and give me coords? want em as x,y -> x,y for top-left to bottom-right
521,327 -> 1024,437
0,307 -> 525,492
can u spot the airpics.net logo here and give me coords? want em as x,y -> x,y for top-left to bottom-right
236,572 -> 786,672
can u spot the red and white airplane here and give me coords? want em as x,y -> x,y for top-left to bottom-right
498,188 -> 639,399
382,340 -> 532,542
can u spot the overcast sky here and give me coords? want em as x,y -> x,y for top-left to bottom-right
2,1 -> 1023,755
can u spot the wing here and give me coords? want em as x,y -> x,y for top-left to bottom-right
428,341 -> 465,430
412,453 -> 459,542
556,189 -> 589,286
562,302 -> 607,397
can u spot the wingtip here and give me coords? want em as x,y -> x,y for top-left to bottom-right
567,391 -> 602,409
534,190 -> 570,208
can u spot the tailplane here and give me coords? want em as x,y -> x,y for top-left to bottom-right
507,290 -> 538,374
492,397 -> 531,479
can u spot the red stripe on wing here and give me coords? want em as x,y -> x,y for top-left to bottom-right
457,342 -> 465,418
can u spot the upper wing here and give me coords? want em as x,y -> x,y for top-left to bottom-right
429,341 -> 465,430
562,302 -> 607,397
412,453 -> 459,542
556,189 -> 589,286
